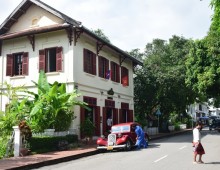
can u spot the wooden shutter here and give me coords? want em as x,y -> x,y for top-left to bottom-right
116,64 -> 120,83
105,59 -> 109,78
119,109 -> 123,123
98,56 -> 102,77
121,67 -> 129,86
6,54 -> 13,76
113,108 -> 118,125
39,50 -> 45,72
92,52 -> 96,75
56,47 -> 62,72
110,61 -> 114,81
22,52 -> 29,75
102,107 -> 107,135
83,49 -> 87,72
128,110 -> 134,122
95,106 -> 100,136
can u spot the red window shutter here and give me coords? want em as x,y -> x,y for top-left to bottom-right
110,61 -> 114,81
92,52 -> 96,75
126,68 -> 129,86
56,47 -> 63,72
22,52 -> 29,75
83,49 -> 87,72
121,67 -> 129,86
39,50 -> 45,72
102,107 -> 107,134
113,109 -> 118,125
121,66 -> 124,83
6,54 -> 13,76
128,110 -> 134,122
95,106 -> 101,136
119,109 -> 123,123
105,59 -> 109,78
98,56 -> 102,77
116,64 -> 120,83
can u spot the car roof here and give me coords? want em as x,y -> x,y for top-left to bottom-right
112,122 -> 139,127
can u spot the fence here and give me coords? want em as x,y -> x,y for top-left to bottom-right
32,128 -> 77,137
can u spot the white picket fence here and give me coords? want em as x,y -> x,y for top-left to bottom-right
32,129 -> 77,137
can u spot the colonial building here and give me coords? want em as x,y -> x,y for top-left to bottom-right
0,0 -> 142,137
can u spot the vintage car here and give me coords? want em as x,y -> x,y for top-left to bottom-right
96,122 -> 149,151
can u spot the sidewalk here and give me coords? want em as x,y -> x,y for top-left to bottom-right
0,129 -> 191,170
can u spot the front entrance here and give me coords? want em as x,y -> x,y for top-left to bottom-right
102,107 -> 118,135
80,96 -> 100,138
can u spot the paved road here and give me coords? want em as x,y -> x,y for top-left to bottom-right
34,128 -> 220,170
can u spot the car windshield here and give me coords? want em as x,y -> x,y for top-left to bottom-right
111,125 -> 130,133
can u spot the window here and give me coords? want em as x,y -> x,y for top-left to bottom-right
121,66 -> 129,86
83,49 -> 96,75
6,52 -> 29,76
111,61 -> 120,82
199,104 -> 202,111
98,56 -> 109,78
39,47 -> 62,73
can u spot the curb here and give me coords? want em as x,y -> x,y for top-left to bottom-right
149,129 -> 191,141
8,150 -> 99,170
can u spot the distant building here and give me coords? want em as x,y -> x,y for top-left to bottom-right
187,103 -> 209,122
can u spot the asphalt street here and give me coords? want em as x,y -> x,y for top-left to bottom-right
33,128 -> 220,170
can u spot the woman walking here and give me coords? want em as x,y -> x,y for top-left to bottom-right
193,121 -> 205,164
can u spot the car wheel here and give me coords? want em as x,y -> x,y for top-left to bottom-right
125,140 -> 131,151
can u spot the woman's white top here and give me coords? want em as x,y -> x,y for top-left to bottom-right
193,128 -> 201,142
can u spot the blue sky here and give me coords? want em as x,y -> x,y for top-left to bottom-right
0,0 -> 213,52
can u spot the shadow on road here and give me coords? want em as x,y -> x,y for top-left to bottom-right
147,144 -> 160,149
204,162 -> 220,164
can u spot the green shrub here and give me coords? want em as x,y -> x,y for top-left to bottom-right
80,118 -> 95,138
174,122 -> 180,131
0,135 -> 12,159
29,134 -> 78,154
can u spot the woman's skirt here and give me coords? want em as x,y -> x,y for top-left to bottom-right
193,142 -> 205,155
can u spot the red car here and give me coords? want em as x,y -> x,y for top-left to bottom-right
96,122 -> 149,151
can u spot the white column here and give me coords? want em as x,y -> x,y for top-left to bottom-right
13,126 -> 21,157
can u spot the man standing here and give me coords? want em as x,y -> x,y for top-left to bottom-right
107,116 -> 112,132
193,121 -> 205,164
134,125 -> 148,149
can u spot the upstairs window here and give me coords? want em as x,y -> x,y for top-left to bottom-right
98,56 -> 109,79
83,49 -> 96,75
121,66 -> 129,86
39,47 -> 63,73
111,61 -> 120,83
6,52 -> 29,76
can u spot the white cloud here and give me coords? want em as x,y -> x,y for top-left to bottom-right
0,0 -> 213,51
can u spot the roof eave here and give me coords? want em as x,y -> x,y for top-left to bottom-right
81,26 -> 143,66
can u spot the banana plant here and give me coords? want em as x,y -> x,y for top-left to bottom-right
29,71 -> 89,132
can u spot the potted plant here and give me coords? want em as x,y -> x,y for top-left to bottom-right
19,120 -> 32,156
80,118 -> 95,144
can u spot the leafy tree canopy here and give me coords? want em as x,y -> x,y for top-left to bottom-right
134,36 -> 195,125
91,29 -> 111,43
185,0 -> 220,107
